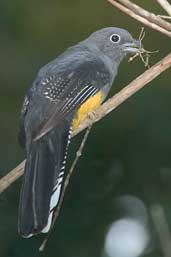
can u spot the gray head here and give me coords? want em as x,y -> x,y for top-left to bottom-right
83,27 -> 140,64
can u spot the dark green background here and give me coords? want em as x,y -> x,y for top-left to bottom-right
0,0 -> 171,256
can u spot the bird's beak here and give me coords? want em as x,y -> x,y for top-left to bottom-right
123,39 -> 141,54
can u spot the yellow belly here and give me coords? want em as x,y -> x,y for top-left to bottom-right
72,91 -> 103,132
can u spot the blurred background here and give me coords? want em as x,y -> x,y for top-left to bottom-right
0,0 -> 171,256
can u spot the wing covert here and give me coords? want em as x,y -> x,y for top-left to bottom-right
24,55 -> 111,141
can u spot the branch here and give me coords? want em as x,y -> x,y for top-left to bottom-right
0,53 -> 171,194
118,0 -> 171,31
107,0 -> 171,38
0,160 -> 25,194
156,0 -> 171,17
158,15 -> 171,20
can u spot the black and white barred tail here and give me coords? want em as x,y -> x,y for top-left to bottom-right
18,122 -> 71,237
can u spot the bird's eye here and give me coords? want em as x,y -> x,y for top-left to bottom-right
110,34 -> 121,43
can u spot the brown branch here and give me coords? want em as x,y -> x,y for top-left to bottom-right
0,160 -> 25,194
117,0 -> 171,31
0,53 -> 171,194
107,0 -> 171,38
156,0 -> 171,17
158,15 -> 171,20
39,125 -> 92,251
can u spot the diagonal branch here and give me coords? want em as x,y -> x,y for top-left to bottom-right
0,53 -> 171,194
0,160 -> 25,194
156,0 -> 171,17
107,0 -> 171,38
117,0 -> 171,31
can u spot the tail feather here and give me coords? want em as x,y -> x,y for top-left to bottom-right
18,123 -> 71,237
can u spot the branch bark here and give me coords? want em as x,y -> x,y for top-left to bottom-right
0,161 -> 25,194
156,0 -> 171,17
118,0 -> 171,31
1,53 -> 171,194
107,0 -> 171,38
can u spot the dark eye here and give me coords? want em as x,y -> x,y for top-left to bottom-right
110,34 -> 121,43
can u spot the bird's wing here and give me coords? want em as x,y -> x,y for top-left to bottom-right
31,57 -> 111,140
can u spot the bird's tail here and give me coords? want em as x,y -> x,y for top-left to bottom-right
18,122 -> 71,238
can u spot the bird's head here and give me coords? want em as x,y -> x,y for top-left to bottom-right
85,27 -> 140,65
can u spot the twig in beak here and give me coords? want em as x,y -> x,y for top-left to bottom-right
129,27 -> 159,68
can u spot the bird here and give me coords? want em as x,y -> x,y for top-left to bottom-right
18,27 -> 140,238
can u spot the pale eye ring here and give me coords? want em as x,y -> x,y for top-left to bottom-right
110,34 -> 121,43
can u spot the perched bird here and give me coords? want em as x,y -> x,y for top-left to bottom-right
18,27 -> 140,237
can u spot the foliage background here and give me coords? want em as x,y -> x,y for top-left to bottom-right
0,0 -> 171,256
